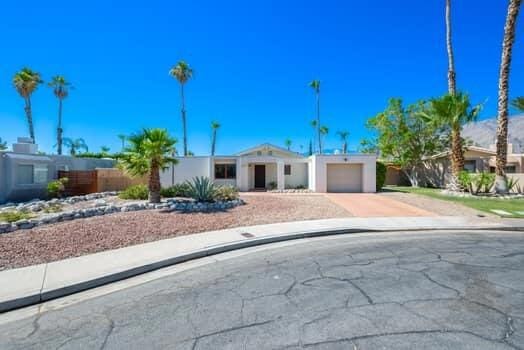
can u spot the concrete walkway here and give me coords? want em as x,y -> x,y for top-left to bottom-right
325,193 -> 437,217
0,216 -> 521,313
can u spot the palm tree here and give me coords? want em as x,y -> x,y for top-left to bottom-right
309,80 -> 321,153
48,76 -> 72,155
445,0 -> 457,95
419,93 -> 482,189
319,125 -> 329,154
210,121 -> 220,156
120,128 -> 178,203
337,130 -> 350,154
63,137 -> 88,156
169,61 -> 194,156
495,0 -> 522,193
100,146 -> 110,155
310,119 -> 318,154
117,134 -> 127,151
285,138 -> 292,150
0,138 -> 7,151
13,68 -> 43,142
512,97 -> 524,111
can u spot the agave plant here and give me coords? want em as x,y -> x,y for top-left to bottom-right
186,176 -> 216,202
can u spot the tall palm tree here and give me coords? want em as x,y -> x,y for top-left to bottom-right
419,93 -> 482,188
210,121 -> 220,156
63,137 -> 88,156
495,0 -> 522,193
337,131 -> 350,154
13,68 -> 43,142
48,76 -> 72,155
319,125 -> 329,154
169,61 -> 194,156
117,134 -> 127,151
445,0 -> 457,95
309,80 -> 321,152
120,128 -> 178,203
284,138 -> 292,150
310,119 -> 318,154
512,97 -> 524,111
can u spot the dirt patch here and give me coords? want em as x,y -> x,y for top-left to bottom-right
0,195 -> 350,270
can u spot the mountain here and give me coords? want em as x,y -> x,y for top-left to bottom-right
462,114 -> 524,153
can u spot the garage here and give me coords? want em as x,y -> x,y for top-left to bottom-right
326,164 -> 363,192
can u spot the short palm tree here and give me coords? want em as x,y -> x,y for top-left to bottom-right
169,61 -> 194,156
117,134 -> 127,151
13,68 -> 43,142
0,138 -> 7,151
419,93 -> 482,189
319,125 -> 329,154
495,0 -> 522,193
285,138 -> 292,150
48,76 -> 73,155
309,80 -> 321,152
63,137 -> 88,156
119,128 -> 177,203
337,130 -> 350,154
512,97 -> 524,111
210,121 -> 220,156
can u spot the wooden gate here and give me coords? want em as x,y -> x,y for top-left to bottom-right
58,170 -> 98,196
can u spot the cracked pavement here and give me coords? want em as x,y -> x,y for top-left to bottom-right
0,230 -> 523,349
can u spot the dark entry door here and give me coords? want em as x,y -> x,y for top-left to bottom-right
254,165 -> 266,188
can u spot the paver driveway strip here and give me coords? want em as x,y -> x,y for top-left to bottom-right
325,193 -> 437,217
0,230 -> 523,349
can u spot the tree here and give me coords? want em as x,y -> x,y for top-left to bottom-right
310,119 -> 318,154
511,97 -> 524,111
118,134 -> 127,151
445,0 -> 457,95
309,80 -> 321,153
308,140 -> 313,156
48,76 -> 72,155
210,121 -> 220,156
63,138 -> 88,156
0,138 -> 7,151
13,68 -> 43,142
495,0 -> 522,194
119,128 -> 177,203
418,93 -> 482,188
363,98 -> 447,186
319,126 -> 329,153
284,138 -> 292,150
169,61 -> 193,156
337,130 -> 350,154
100,146 -> 110,155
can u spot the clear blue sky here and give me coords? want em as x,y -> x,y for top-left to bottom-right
1,0 -> 522,155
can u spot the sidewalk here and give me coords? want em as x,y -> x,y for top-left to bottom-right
1,216 -> 522,313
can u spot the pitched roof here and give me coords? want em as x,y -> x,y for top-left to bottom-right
426,145 -> 496,160
235,143 -> 302,157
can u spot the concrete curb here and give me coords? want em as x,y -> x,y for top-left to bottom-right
2,220 -> 523,313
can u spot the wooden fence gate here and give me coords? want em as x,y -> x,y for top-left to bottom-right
58,170 -> 98,196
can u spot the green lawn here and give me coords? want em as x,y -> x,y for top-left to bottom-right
386,186 -> 524,218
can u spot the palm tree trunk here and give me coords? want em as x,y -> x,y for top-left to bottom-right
180,84 -> 188,156
316,93 -> 321,154
449,123 -> 464,190
342,141 -> 347,154
57,99 -> 63,155
446,0 -> 457,95
25,97 -> 35,142
495,0 -> 521,194
211,129 -> 216,156
149,161 -> 161,203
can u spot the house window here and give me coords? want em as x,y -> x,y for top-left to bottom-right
463,160 -> 476,173
215,164 -> 236,179
506,165 -> 516,174
284,164 -> 291,175
17,165 -> 34,184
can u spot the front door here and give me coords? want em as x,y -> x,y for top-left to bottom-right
254,165 -> 266,188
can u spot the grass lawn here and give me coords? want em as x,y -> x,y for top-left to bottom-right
386,186 -> 524,218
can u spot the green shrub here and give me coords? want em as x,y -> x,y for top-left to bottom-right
295,184 -> 306,190
268,181 -> 277,190
186,176 -> 216,202
507,177 -> 520,193
0,211 -> 33,223
47,177 -> 69,198
376,162 -> 387,191
160,183 -> 191,198
119,184 -> 149,200
214,185 -> 239,201
458,171 -> 495,194
458,171 -> 472,192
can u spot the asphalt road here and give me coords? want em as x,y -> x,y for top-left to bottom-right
1,230 -> 523,349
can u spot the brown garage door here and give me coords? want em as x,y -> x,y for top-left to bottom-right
326,164 -> 363,192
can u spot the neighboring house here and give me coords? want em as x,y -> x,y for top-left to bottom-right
161,143 -> 377,193
0,138 -> 115,203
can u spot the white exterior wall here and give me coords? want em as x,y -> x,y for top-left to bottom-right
211,158 -> 238,187
311,154 -> 377,193
160,157 -> 211,188
285,162 -> 308,189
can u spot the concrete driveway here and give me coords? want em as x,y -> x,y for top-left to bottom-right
0,230 -> 522,349
325,193 -> 437,217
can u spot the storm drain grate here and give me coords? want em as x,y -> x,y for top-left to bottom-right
240,232 -> 255,238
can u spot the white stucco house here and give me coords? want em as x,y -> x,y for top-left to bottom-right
161,143 -> 377,193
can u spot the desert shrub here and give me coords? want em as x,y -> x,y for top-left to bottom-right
295,184 -> 307,189
458,171 -> 472,192
186,177 -> 216,202
214,185 -> 239,201
268,181 -> 277,190
119,184 -> 149,200
44,203 -> 63,213
376,162 -> 387,191
47,177 -> 69,198
0,211 -> 33,223
160,183 -> 191,198
507,177 -> 520,193
458,171 -> 495,194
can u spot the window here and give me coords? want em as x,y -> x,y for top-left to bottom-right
215,164 -> 236,179
284,164 -> 291,175
17,165 -> 34,184
506,165 -> 517,174
463,160 -> 476,173
34,165 -> 48,184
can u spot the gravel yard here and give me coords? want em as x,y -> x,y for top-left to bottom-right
0,195 -> 350,270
